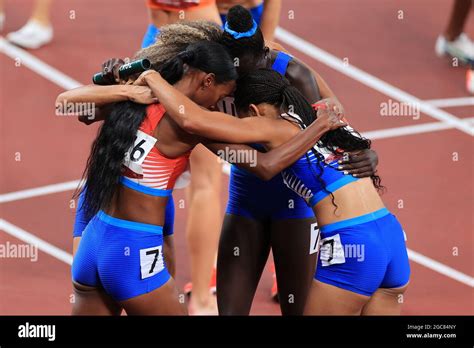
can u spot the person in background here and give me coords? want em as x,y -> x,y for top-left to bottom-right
0,1 -> 4,30
3,0 -> 53,49
435,0 -> 474,63
143,0 -> 222,47
217,0 -> 281,41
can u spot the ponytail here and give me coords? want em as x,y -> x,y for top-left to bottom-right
157,50 -> 195,85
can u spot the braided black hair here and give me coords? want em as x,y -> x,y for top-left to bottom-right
234,69 -> 383,211
78,41 -> 237,219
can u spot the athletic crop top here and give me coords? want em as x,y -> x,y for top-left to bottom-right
121,103 -> 190,197
280,112 -> 359,207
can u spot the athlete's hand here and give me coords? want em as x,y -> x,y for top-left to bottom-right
319,97 -> 345,120
314,102 -> 347,131
127,85 -> 158,104
133,70 -> 159,87
337,149 -> 379,177
101,58 -> 125,84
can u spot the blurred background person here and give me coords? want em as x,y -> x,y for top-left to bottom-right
435,0 -> 474,63
0,0 -> 4,31
142,0 -> 222,47
3,0 -> 53,49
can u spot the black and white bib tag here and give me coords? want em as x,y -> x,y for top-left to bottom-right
139,245 -> 164,279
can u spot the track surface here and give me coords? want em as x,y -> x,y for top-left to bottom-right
0,0 -> 473,315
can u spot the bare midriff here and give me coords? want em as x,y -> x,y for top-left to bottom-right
106,184 -> 169,227
314,177 -> 385,227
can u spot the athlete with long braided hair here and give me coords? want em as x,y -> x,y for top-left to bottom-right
138,67 -> 410,315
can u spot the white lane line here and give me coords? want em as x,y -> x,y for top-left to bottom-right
424,97 -> 474,108
275,27 -> 474,136
362,117 -> 474,140
0,219 -> 73,265
408,249 -> 474,287
1,218 -> 471,287
2,118 -> 474,203
0,37 -> 82,90
0,180 -> 82,204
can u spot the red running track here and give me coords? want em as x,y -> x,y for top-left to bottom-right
0,0 -> 472,315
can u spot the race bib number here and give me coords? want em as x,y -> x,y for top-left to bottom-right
139,245 -> 165,279
124,130 -> 157,174
309,223 -> 321,254
319,234 -> 346,266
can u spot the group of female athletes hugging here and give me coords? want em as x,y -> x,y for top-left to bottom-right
57,5 -> 410,316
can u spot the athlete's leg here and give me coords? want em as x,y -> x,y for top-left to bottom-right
72,282 -> 122,316
163,235 -> 175,278
444,0 -> 471,41
30,0 -> 53,26
304,280 -> 370,315
0,0 -> 4,30
216,214 -> 271,315
119,277 -> 187,315
271,218 -> 317,315
361,283 -> 409,315
186,144 -> 222,314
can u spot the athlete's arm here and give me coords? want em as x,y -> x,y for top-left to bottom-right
260,0 -> 282,41
142,71 -> 296,145
266,40 -> 289,53
277,53 -> 342,119
56,85 -> 157,107
56,84 -> 158,124
205,115 -> 336,180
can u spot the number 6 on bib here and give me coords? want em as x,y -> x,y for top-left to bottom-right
124,129 -> 157,175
